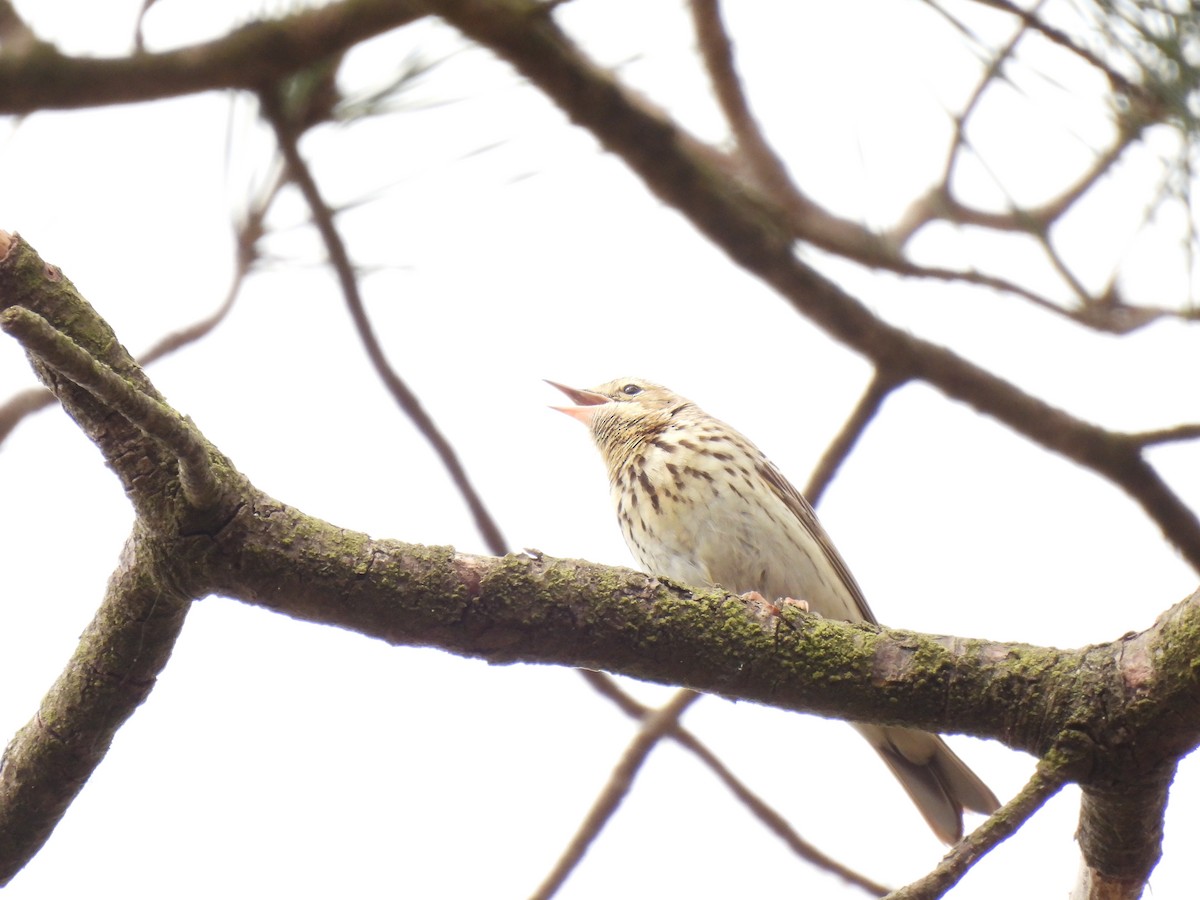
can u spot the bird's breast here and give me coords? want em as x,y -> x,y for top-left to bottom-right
606,435 -> 856,617
607,438 -> 774,591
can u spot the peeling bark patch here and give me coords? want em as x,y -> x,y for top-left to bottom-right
871,641 -> 918,686
455,557 -> 485,602
1118,631 -> 1156,693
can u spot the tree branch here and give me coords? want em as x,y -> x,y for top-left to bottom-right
580,671 -> 891,897
887,758 -> 1071,899
530,690 -> 702,899
425,0 -> 1200,573
0,307 -> 220,509
0,170 -> 273,448
803,371 -> 905,505
1130,424 -> 1200,447
1072,777 -> 1170,898
259,82 -> 508,556
0,0 -> 425,113
687,0 -> 875,258
0,236 -> 207,517
0,529 -> 193,885
0,385 -> 48,444
5,231 -> 1200,895
199,490 -> 1112,755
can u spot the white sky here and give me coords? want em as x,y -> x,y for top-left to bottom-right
2,1 -> 1199,897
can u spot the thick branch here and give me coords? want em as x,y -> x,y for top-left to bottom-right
5,231 -> 1200,895
0,237 -> 190,514
0,0 -> 424,113
0,245 -> 239,528
1073,777 -> 1171,897
204,491 -> 1080,750
0,529 -> 193,885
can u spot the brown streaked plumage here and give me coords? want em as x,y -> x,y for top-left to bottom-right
550,376 -> 999,844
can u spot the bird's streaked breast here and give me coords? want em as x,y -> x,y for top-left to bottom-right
607,420 -> 862,620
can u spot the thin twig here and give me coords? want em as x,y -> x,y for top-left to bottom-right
529,690 -> 702,900
688,0 -> 874,259
936,0 -> 1039,191
1130,423 -> 1200,447
804,371 -> 906,506
259,86 -> 508,556
0,167 -> 278,448
579,671 -> 890,897
885,760 -> 1069,899
966,0 -> 1157,109
132,0 -> 159,52
0,0 -> 35,49
0,387 -> 48,445
689,0 -> 811,214
139,170 -> 282,366
0,307 -> 220,509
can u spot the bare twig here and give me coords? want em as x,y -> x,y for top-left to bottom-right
139,170 -> 283,365
965,0 -> 1154,108
0,167 -> 278,448
886,760 -> 1070,899
580,671 -> 890,897
132,0 -> 159,52
691,0 -> 1181,333
688,0 -> 899,263
259,84 -> 508,555
804,371 -> 906,506
1130,424 -> 1200,447
0,386 -> 48,444
935,0 -> 1040,191
689,1 -> 810,216
530,690 -> 702,900
0,0 -> 35,50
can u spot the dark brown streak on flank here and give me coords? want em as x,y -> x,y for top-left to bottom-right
636,468 -> 662,513
666,462 -> 685,490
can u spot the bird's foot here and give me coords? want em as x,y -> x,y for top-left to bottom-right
739,591 -> 809,617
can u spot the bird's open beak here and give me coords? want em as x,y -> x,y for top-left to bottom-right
546,380 -> 609,425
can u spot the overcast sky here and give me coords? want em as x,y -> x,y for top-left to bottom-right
3,2 -> 1199,897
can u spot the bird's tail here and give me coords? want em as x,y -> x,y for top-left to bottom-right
854,723 -> 1000,844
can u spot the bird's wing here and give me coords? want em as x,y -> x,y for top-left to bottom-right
756,456 -> 878,625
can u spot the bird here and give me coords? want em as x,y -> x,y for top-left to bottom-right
548,376 -> 999,844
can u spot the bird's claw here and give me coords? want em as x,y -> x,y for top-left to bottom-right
739,591 -> 809,618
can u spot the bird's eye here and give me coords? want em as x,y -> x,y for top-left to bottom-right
622,384 -> 642,396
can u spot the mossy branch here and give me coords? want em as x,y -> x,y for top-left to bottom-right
3,231 -> 1200,895
0,307 -> 220,509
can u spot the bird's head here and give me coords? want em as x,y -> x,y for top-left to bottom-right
547,377 -> 694,465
